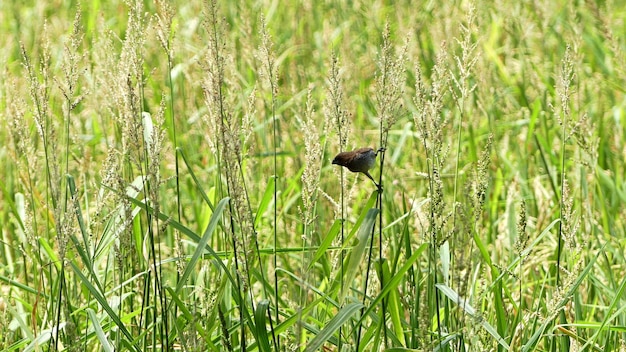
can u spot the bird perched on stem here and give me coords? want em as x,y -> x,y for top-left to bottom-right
332,147 -> 385,190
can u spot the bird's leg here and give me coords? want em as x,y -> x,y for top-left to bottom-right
364,171 -> 382,191
373,148 -> 386,191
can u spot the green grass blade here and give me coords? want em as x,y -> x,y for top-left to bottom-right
356,243 -> 427,327
174,197 -> 229,297
339,208 -> 379,303
86,308 -> 114,352
254,299 -> 272,352
254,176 -> 275,228
523,243 -> 604,351
304,302 -> 364,352
69,261 -> 140,352
178,148 -> 215,211
436,283 -> 510,349
309,218 -> 342,269
377,258 -> 405,345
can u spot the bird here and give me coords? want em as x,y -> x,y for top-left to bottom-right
332,147 -> 385,190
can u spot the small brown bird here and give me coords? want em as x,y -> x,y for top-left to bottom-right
332,147 -> 385,190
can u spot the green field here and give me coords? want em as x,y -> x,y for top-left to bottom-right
1,0 -> 625,351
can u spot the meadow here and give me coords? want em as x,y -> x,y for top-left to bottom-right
1,0 -> 625,351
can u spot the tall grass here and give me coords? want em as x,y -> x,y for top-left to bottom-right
1,0 -> 625,351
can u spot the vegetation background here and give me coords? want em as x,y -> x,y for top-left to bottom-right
1,0 -> 625,351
